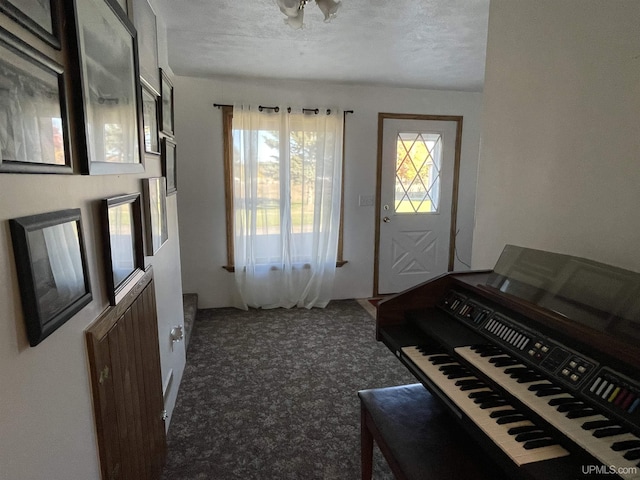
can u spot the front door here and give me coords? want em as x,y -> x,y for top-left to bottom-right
375,114 -> 462,295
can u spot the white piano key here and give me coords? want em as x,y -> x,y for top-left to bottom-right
456,346 -> 640,480
402,346 -> 570,466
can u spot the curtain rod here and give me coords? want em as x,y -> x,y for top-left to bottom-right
213,103 -> 354,114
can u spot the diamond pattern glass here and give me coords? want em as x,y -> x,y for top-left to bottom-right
395,132 -> 442,213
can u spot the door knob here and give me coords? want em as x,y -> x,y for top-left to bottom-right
383,216 -> 391,223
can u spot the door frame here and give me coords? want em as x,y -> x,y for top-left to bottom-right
373,113 -> 463,296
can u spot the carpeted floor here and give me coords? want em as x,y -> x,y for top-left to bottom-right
162,299 -> 416,479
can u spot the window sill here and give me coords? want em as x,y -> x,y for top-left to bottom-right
223,260 -> 348,273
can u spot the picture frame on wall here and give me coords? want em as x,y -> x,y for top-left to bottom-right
70,0 -> 144,175
132,0 -> 159,92
102,193 -> 145,305
0,0 -> 60,49
0,27 -> 72,174
161,137 -> 177,195
9,209 -> 92,347
141,77 -> 160,155
142,177 -> 168,255
159,68 -> 174,136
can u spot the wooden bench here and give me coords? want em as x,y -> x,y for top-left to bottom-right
359,383 -> 507,480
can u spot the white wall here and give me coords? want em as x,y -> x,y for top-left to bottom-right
0,5 -> 185,480
175,76 -> 483,308
473,0 -> 640,271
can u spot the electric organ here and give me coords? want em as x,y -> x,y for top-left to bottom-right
376,245 -> 640,480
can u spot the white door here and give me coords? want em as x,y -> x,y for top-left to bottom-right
377,117 -> 460,294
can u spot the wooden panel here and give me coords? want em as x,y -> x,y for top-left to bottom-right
86,269 -> 166,480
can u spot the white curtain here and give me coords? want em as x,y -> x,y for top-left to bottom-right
232,104 -> 343,309
42,221 -> 85,301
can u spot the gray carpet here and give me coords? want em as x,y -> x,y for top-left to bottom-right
162,299 -> 416,479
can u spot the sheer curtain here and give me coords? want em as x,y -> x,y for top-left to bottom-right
232,104 -> 343,309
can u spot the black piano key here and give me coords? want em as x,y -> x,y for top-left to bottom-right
479,399 -> 509,409
455,379 -> 482,386
473,395 -> 501,404
493,358 -> 520,367
548,397 -> 576,406
439,366 -> 467,374
593,426 -> 628,438
523,438 -> 558,450
611,440 -> 640,452
582,419 -> 616,430
437,365 -> 462,373
515,431 -> 549,442
460,383 -> 487,391
566,408 -> 597,419
430,355 -> 455,365
527,383 -> 554,392
489,409 -> 520,418
479,349 -> 504,357
623,449 -> 640,461
556,402 -> 585,413
508,425 -> 541,435
447,371 -> 474,379
468,390 -> 497,399
504,367 -> 530,375
496,414 -> 527,424
535,388 -> 566,397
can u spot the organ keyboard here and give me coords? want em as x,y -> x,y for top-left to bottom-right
376,245 -> 640,480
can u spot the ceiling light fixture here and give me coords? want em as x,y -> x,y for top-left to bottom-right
276,0 -> 341,29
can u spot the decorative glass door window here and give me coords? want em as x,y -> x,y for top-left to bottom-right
395,132 -> 442,213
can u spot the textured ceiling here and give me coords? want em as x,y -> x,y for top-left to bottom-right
153,0 -> 490,92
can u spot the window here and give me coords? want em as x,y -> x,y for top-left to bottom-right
395,132 -> 442,214
221,106 -> 346,271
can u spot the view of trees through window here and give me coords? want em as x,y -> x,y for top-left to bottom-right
236,129 -> 320,235
395,132 -> 442,213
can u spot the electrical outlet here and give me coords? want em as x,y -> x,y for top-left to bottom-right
359,194 -> 374,206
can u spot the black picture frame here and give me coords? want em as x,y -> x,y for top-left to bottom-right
9,209 -> 92,347
102,193 -> 145,305
0,27 -> 72,174
159,68 -> 174,136
142,177 -> 168,255
0,0 -> 60,49
69,0 -> 144,175
141,77 -> 160,155
132,0 -> 159,92
161,137 -> 177,195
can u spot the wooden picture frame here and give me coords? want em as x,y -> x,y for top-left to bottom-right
102,193 -> 145,305
159,68 -> 174,136
161,137 -> 177,194
141,77 -> 160,155
69,0 -> 144,175
9,209 -> 92,346
0,27 -> 72,174
0,0 -> 60,49
142,177 -> 168,255
132,0 -> 159,92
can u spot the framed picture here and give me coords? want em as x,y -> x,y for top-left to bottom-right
0,27 -> 72,174
132,0 -> 159,92
70,0 -> 144,175
141,78 -> 160,155
159,68 -> 174,136
113,0 -> 128,16
9,209 -> 92,347
142,177 -> 168,255
161,137 -> 177,194
0,0 -> 60,49
102,193 -> 145,305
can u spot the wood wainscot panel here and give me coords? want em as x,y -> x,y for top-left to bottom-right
86,268 -> 166,480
